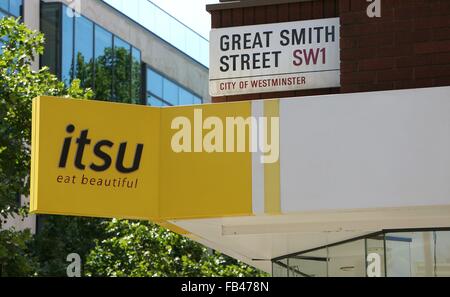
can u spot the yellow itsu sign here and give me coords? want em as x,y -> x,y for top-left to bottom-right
31,96 -> 260,221
31,97 -> 160,219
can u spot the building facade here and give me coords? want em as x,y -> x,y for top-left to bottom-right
36,0 -> 209,105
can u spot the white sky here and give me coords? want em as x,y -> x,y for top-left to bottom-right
150,0 -> 219,40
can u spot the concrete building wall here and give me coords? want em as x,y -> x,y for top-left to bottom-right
208,0 -> 450,103
23,0 -> 40,71
2,196 -> 36,234
23,0 -> 39,30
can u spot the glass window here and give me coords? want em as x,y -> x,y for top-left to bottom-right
386,232 -> 436,277
288,249 -> 328,277
113,36 -> 131,102
74,15 -> 94,89
131,47 -> 142,104
328,240 -> 366,277
61,8 -> 74,85
147,69 -> 163,99
384,231 -> 450,277
435,231 -> 450,277
94,25 -> 113,100
385,234 -> 414,277
147,95 -> 164,107
102,0 -> 209,67
0,0 -> 23,18
40,3 -> 61,77
273,230 -> 450,278
179,88 -> 194,106
40,2 -> 143,105
146,67 -> 203,107
0,0 -> 8,12
163,78 -> 178,105
9,0 -> 21,17
272,260 -> 288,277
193,95 -> 203,105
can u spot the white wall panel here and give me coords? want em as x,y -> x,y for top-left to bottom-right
280,87 -> 450,213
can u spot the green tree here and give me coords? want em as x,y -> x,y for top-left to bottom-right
85,220 -> 268,277
0,229 -> 35,276
0,17 -> 92,276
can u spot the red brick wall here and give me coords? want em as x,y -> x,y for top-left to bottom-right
210,0 -> 450,103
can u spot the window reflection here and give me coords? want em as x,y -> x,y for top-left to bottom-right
74,16 -> 94,90
61,8 -> 74,85
41,2 -> 142,104
0,0 -> 7,12
9,0 -> 20,17
178,89 -> 194,106
94,25 -> 113,100
113,36 -> 131,102
147,69 -> 163,98
193,96 -> 202,105
148,96 -> 164,107
131,47 -> 142,103
0,0 -> 22,17
163,79 -> 178,105
40,3 -> 60,76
